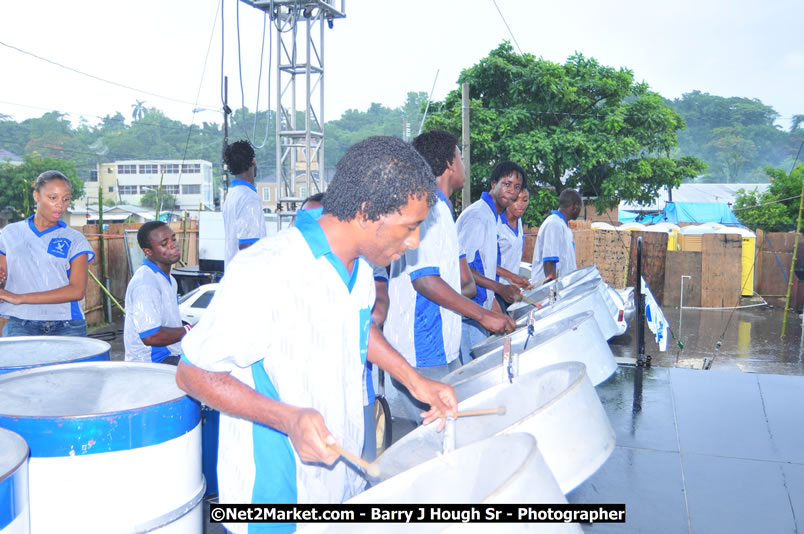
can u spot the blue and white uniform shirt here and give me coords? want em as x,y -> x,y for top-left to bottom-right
181,214 -> 374,531
222,179 -> 266,269
498,211 -> 524,285
531,210 -> 577,282
123,259 -> 183,363
362,262 -> 388,408
0,216 -> 95,321
456,192 -> 501,310
385,190 -> 463,368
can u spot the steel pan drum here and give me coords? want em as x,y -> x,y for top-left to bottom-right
507,280 -> 619,340
451,312 -> 616,391
511,265 -> 603,319
0,428 -> 29,534
375,362 -> 615,494
0,336 -> 110,374
314,434 -> 580,533
0,362 -> 203,533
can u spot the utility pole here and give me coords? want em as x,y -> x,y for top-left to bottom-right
461,82 -> 471,211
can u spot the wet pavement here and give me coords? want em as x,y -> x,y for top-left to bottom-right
569,365 -> 804,533
609,304 -> 804,375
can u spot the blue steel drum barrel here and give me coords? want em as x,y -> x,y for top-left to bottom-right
0,428 -> 30,534
0,336 -> 111,374
0,362 -> 203,533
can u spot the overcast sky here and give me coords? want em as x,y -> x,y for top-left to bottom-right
1,0 -> 801,132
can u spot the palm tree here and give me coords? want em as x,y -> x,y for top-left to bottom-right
131,100 -> 146,121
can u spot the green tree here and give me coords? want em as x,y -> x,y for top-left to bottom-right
733,165 -> 804,231
425,43 -> 705,220
139,188 -> 178,212
668,91 -> 791,182
324,103 -> 404,169
0,154 -> 83,220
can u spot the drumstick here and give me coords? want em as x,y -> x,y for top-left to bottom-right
329,442 -> 380,478
520,294 -> 543,308
530,275 -> 554,287
455,407 -> 506,418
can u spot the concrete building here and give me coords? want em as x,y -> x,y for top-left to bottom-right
84,160 -> 214,211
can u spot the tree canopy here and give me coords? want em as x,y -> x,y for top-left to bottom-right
733,165 -> 804,232
667,91 -> 795,183
425,42 -> 706,223
0,154 -> 83,218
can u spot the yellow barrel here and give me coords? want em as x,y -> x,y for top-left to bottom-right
741,236 -> 756,297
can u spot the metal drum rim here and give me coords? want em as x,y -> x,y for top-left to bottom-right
0,361 -> 189,420
472,310 -> 594,354
0,335 -> 111,370
459,361 -> 588,419
513,283 -> 602,326
0,428 -> 29,486
452,316 -> 594,391
356,433 -> 541,502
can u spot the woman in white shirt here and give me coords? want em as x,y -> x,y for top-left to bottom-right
0,171 -> 95,336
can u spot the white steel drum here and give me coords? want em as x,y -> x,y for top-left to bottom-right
452,312 -> 616,391
0,428 -> 29,534
314,434 -> 580,534
0,362 -> 203,533
0,336 -> 111,374
507,280 -> 619,340
375,362 -> 615,495
509,265 -> 603,322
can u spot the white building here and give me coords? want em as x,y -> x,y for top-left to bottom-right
113,159 -> 214,210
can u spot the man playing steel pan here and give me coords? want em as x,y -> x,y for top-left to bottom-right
176,136 -> 457,534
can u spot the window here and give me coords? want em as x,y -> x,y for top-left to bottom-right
181,163 -> 201,174
162,184 -> 180,195
118,164 -> 137,174
161,164 -> 180,174
139,185 -> 154,194
107,167 -> 113,173
88,170 -> 98,182
108,186 -> 114,193
182,184 -> 201,195
262,187 -> 271,201
299,187 -> 307,198
139,164 -> 159,174
191,290 -> 216,309
119,185 -> 138,195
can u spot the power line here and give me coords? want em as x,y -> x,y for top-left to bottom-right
490,0 -> 523,55
0,40 -> 218,111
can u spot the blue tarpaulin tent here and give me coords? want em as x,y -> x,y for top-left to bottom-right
619,202 -> 741,226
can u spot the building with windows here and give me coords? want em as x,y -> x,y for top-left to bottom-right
82,160 -> 214,211
114,160 -> 213,210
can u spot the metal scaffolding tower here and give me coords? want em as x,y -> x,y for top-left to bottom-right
241,0 -> 345,226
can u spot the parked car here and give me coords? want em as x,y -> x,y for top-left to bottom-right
178,283 -> 218,326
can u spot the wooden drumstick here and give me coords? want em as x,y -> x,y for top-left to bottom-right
329,442 -> 380,478
520,294 -> 543,308
455,407 -> 506,418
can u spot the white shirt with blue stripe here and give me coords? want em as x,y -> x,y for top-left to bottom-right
456,192 -> 501,310
181,213 -> 374,533
498,212 -> 524,284
385,190 -> 463,367
123,259 -> 183,363
363,262 -> 388,407
0,216 -> 95,321
531,210 -> 577,282
223,179 -> 266,269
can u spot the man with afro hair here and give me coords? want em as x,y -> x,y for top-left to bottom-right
178,136 -> 457,532
222,140 -> 266,269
